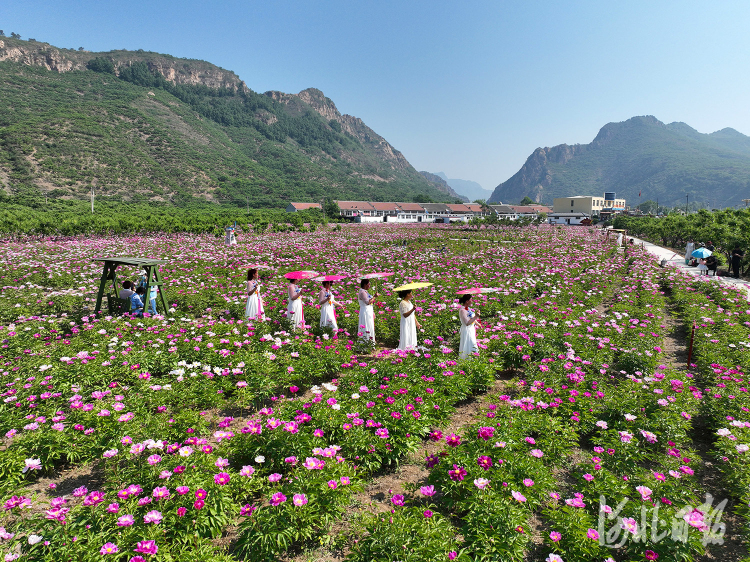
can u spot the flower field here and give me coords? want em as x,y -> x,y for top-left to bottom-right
0,223 -> 748,562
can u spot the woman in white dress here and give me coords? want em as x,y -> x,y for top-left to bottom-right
458,294 -> 480,359
685,240 -> 695,263
244,268 -> 265,321
319,281 -> 340,331
398,290 -> 420,351
286,279 -> 305,330
357,279 -> 377,342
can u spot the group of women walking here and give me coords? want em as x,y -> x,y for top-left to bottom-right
243,269 -> 480,359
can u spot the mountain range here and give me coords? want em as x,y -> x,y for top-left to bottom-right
0,37 -> 461,206
489,116 -> 750,208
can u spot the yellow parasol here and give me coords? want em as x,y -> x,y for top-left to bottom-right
393,282 -> 433,291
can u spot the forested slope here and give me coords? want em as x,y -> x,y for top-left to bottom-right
0,37 -> 457,207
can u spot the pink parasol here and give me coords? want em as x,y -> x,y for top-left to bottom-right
284,270 -> 320,280
456,287 -> 498,295
312,274 -> 349,282
361,272 -> 394,279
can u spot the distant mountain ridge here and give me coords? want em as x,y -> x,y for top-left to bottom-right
489,115 -> 750,208
434,172 -> 492,202
418,172 -> 466,201
0,36 -> 455,206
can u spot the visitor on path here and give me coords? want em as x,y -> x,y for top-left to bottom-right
706,241 -> 715,252
706,255 -> 718,276
286,279 -> 305,330
732,245 -> 745,279
398,289 -> 420,351
357,279 -> 377,343
685,240 -> 695,263
225,227 -> 237,246
244,268 -> 265,322
129,287 -> 146,317
119,281 -> 135,300
319,281 -> 340,331
458,294 -> 480,360
137,269 -> 158,315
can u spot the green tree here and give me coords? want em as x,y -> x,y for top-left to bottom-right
323,199 -> 339,218
519,196 -> 535,205
10,32 -> 20,39
86,57 -> 116,74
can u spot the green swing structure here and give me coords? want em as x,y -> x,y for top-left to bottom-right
93,257 -> 168,316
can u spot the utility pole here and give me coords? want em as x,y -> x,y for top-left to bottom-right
685,194 -> 688,215
91,185 -> 94,213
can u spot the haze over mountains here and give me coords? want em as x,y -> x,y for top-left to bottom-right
0,37 -> 460,206
434,173 -> 492,202
489,116 -> 750,208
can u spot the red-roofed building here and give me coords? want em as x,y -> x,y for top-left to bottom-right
335,201 -> 376,217
464,203 -> 487,216
396,202 -> 426,213
446,203 -> 472,214
286,202 -> 322,213
510,205 -> 552,216
369,202 -> 401,217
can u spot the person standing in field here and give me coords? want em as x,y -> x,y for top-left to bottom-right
244,268 -> 265,322
732,245 -> 745,279
458,294 -> 481,359
357,279 -> 377,343
319,281 -> 340,331
398,290 -> 420,351
286,278 -> 305,329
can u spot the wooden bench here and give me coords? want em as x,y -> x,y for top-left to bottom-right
107,295 -> 132,316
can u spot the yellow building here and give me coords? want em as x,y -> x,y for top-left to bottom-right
553,194 -> 626,215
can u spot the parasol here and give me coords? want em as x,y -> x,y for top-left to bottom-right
456,287 -> 498,295
361,272 -> 394,279
393,282 -> 433,291
691,248 -> 712,258
284,270 -> 320,280
312,274 -> 349,282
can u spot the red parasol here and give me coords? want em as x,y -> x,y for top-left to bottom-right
361,272 -> 394,279
456,287 -> 498,295
284,270 -> 320,280
312,274 -> 349,282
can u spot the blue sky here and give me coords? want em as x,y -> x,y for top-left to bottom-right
2,0 -> 748,191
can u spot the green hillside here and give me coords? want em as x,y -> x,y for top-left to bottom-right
489,115 -> 750,208
0,37 -> 457,207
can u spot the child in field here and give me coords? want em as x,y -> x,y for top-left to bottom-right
137,269 -> 158,315
697,258 -> 708,275
129,287 -> 146,317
